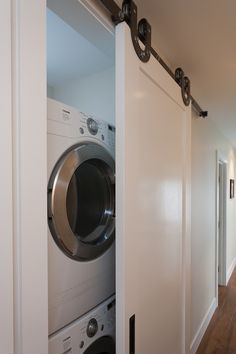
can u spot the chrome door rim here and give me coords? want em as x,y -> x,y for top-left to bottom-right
48,142 -> 115,261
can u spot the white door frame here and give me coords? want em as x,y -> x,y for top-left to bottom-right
215,150 -> 227,301
11,1 -> 114,354
11,1 -> 48,354
0,1 -> 14,353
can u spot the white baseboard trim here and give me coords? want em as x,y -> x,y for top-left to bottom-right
226,257 -> 236,285
190,297 -> 217,354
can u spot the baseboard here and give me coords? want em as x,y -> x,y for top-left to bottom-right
190,297 -> 217,354
226,257 -> 236,284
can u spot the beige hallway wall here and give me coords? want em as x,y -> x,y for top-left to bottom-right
191,111 -> 236,350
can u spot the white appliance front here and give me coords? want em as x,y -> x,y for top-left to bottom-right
49,295 -> 115,354
47,99 -> 115,335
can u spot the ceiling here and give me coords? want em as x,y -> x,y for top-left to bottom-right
129,0 -> 236,146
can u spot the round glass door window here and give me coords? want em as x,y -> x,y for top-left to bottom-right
48,142 -> 115,261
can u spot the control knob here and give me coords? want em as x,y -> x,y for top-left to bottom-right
87,118 -> 98,135
86,318 -> 98,338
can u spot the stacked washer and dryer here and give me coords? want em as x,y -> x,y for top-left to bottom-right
47,98 -> 116,353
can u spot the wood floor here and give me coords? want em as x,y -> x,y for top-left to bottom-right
197,268 -> 236,354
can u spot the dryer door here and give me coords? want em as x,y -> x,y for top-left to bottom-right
83,336 -> 115,354
48,142 -> 115,261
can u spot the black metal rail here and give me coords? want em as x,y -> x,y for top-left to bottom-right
99,0 -> 208,118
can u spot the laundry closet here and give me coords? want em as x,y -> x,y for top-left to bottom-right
47,1 -> 116,353
6,0 -> 191,353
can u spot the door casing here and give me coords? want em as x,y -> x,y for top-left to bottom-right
0,1 -> 14,353
216,151 -> 227,297
11,1 -> 114,354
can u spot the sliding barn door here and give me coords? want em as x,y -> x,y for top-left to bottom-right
116,22 -> 191,354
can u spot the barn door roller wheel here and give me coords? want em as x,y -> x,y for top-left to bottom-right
175,67 -> 191,106
122,0 -> 151,63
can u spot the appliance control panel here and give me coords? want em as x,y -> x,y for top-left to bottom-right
78,111 -> 115,155
49,295 -> 115,354
47,99 -> 115,155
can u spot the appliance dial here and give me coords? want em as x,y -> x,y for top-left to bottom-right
87,318 -> 98,338
87,118 -> 98,135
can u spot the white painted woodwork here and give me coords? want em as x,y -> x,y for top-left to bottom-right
11,0 -> 48,353
216,156 -> 227,287
116,22 -> 191,354
0,1 -> 13,353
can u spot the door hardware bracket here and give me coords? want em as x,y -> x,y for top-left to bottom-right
122,0 -> 151,62
99,0 -> 125,24
175,67 -> 191,106
199,110 -> 208,118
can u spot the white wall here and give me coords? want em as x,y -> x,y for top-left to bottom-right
191,111 -> 236,352
50,66 -> 115,125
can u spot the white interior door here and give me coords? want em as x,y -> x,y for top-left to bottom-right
116,22 -> 191,354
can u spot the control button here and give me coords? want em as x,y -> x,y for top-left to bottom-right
87,118 -> 98,135
79,127 -> 84,134
62,336 -> 72,352
62,110 -> 71,122
79,341 -> 84,349
87,318 -> 98,338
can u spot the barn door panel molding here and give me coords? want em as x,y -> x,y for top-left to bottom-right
99,0 -> 208,118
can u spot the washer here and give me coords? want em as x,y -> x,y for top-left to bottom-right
49,295 -> 115,354
47,98 -> 115,335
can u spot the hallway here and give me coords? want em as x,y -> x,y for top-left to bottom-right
197,268 -> 236,353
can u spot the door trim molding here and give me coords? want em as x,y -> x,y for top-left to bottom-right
0,1 -> 14,353
215,150 -> 227,301
11,1 -> 48,353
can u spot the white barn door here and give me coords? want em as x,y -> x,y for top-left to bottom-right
116,22 -> 191,354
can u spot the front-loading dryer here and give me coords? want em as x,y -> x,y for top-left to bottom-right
49,295 -> 115,354
47,98 -> 115,335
